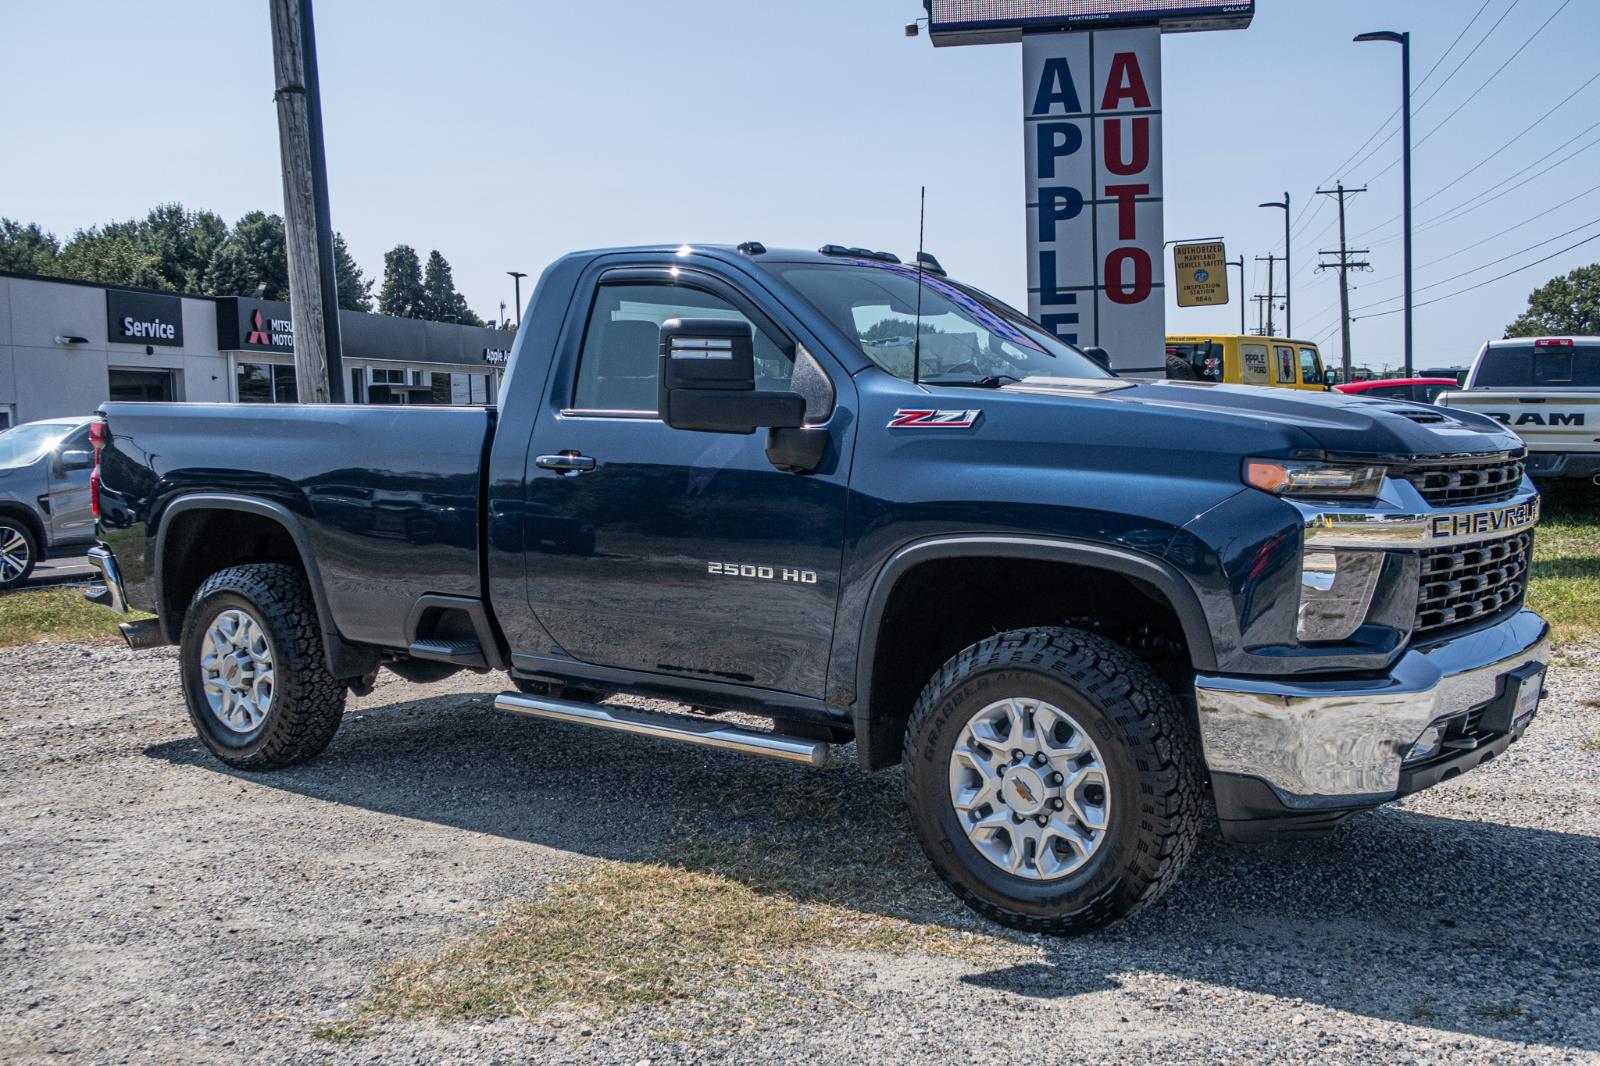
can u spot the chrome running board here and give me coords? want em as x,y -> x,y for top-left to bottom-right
495,691 -> 829,767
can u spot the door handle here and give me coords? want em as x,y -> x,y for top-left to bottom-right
536,452 -> 597,474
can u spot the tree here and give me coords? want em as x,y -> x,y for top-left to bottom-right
0,219 -> 59,274
378,244 -> 426,318
1506,263 -> 1600,337
203,211 -> 289,300
333,233 -> 372,311
137,203 -> 227,292
42,227 -> 165,289
419,249 -> 483,325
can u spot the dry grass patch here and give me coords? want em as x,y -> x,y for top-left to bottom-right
367,763 -> 1033,1025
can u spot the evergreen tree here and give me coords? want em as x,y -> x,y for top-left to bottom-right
378,244 -> 426,318
203,211 -> 289,299
137,203 -> 227,292
333,233 -> 373,312
419,249 -> 482,325
1506,263 -> 1600,337
0,219 -> 59,274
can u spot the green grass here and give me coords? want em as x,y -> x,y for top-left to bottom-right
308,1021 -> 371,1043
0,588 -> 150,648
1528,489 -> 1600,646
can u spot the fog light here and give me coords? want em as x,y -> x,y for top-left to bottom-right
1297,549 -> 1384,642
1405,725 -> 1445,764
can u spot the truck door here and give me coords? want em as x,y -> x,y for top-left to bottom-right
46,424 -> 96,545
520,264 -> 852,699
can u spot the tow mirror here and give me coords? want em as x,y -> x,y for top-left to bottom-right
1324,369 -> 1338,388
658,318 -> 804,434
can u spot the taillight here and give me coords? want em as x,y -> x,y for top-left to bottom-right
89,417 -> 107,520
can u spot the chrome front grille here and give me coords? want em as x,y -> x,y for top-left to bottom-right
1402,453 -> 1526,507
1415,532 -> 1531,635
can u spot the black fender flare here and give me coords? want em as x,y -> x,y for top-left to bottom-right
849,534 -> 1217,769
154,493 -> 378,678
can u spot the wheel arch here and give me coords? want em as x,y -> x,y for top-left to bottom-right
850,535 -> 1217,771
0,504 -> 47,556
155,493 -> 377,678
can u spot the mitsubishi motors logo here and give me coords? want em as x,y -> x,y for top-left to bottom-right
246,309 -> 271,346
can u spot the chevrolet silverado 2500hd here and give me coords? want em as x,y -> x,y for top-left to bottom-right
1437,336 -> 1600,483
84,243 -> 1549,934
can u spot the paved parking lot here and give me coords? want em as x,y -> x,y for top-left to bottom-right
1,639 -> 1597,1064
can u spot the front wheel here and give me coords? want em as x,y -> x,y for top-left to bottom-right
0,519 -> 38,589
903,627 -> 1203,935
179,563 -> 347,770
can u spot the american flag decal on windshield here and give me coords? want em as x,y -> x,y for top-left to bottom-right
888,408 -> 982,429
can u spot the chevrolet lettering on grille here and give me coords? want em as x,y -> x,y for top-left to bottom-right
1427,498 -> 1540,542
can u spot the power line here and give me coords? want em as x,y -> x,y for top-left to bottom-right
1414,0 -> 1521,114
1353,227 -> 1600,320
1354,215 -> 1600,310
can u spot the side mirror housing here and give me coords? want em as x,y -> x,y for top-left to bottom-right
1323,368 -> 1338,388
1083,345 -> 1112,369
58,448 -> 93,471
658,318 -> 804,434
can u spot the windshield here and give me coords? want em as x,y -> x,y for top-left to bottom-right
0,424 -> 75,469
1475,343 -> 1600,388
777,261 -> 1113,385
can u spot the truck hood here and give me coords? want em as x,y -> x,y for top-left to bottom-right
1003,378 -> 1522,459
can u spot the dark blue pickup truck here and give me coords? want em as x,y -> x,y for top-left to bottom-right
86,244 -> 1549,934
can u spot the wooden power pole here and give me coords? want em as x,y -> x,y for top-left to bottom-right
1316,183 -> 1370,386
270,0 -> 343,403
1254,253 -> 1282,336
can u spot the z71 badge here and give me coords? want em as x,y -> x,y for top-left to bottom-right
888,408 -> 982,429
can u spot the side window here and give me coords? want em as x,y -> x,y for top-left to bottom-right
1299,347 -> 1322,385
1274,345 -> 1297,384
1366,385 -> 1407,400
573,282 -> 793,412
1239,343 -> 1269,384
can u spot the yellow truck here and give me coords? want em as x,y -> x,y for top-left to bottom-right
1165,335 -> 1332,392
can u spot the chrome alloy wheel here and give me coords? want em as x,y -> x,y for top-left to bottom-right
0,524 -> 30,584
199,608 -> 276,734
947,697 -> 1111,880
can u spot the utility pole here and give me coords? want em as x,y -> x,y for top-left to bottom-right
1228,255 -> 1246,334
1316,183 -> 1371,385
1251,295 -> 1273,335
270,0 -> 343,403
1254,253 -> 1282,336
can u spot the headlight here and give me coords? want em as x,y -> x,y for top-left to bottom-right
1244,458 -> 1386,500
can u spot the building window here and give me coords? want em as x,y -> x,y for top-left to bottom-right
237,362 -> 298,403
109,368 -> 179,402
367,367 -> 410,404
350,367 -> 367,404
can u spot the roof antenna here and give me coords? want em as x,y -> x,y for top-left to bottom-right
912,185 -> 926,386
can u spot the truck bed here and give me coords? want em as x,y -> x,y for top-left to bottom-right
96,401 -> 494,651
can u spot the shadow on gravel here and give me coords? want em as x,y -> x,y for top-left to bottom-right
146,691 -> 1599,1050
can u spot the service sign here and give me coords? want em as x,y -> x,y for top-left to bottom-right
1025,27 -> 1163,368
106,289 -> 183,347
927,0 -> 1253,44
1173,241 -> 1228,307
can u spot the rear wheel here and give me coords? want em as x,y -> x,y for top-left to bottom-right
903,626 -> 1202,935
179,563 -> 346,769
0,519 -> 37,589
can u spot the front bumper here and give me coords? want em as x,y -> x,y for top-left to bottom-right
1195,608 -> 1549,840
1524,451 -> 1600,480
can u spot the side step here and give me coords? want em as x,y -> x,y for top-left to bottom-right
408,638 -> 488,668
495,691 -> 829,767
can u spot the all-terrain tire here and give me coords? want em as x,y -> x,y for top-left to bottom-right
0,518 -> 39,589
179,563 -> 347,770
903,626 -> 1203,935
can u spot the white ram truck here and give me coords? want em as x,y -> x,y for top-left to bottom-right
1439,337 -> 1600,485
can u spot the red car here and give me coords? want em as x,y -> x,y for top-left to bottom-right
1334,377 -> 1461,405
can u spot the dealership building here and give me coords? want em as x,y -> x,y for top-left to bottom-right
0,271 -> 516,430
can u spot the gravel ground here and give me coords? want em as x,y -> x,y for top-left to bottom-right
1,639 -> 1597,1064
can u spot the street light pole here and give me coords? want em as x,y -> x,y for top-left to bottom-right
1258,193 -> 1290,336
507,270 -> 528,328
1228,256 -> 1246,334
1356,29 -> 1413,377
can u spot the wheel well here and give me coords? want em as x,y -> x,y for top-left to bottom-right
159,509 -> 304,639
859,556 -> 1195,771
0,505 -> 46,551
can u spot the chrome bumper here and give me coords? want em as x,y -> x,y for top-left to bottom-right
1195,608 -> 1550,807
84,544 -> 129,614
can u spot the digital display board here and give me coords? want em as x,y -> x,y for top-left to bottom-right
926,0 -> 1253,45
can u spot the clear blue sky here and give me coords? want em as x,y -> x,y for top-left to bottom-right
7,0 -> 1598,371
